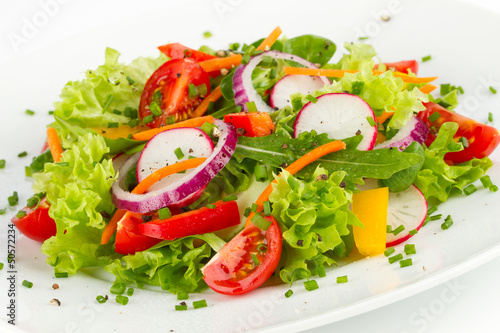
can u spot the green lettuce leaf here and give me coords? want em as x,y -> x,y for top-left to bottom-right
283,35 -> 336,66
331,42 -> 376,70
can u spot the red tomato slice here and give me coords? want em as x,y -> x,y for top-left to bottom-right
224,112 -> 275,137
202,216 -> 282,295
157,43 -> 216,62
418,102 -> 500,163
115,211 -> 162,255
11,198 -> 56,242
139,58 -> 211,128
374,60 -> 419,75
138,200 -> 240,240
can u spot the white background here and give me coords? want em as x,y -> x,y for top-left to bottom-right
1,1 -> 500,332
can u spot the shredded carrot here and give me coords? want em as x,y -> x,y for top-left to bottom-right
46,127 -> 63,163
199,54 -> 243,73
100,157 -> 207,244
256,26 -> 283,51
419,84 -> 437,94
245,140 -> 346,227
376,111 -> 395,124
132,115 -> 215,141
283,67 -> 438,84
190,86 -> 223,119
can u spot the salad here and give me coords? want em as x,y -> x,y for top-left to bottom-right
8,26 -> 500,302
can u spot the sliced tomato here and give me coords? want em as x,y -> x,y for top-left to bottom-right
374,60 -> 419,75
202,216 -> 282,295
11,198 -> 56,242
224,112 -> 275,137
158,43 -> 216,62
139,58 -> 211,128
115,211 -> 162,255
417,102 -> 500,163
139,200 -> 240,240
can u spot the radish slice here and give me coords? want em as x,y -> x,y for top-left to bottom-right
112,119 -> 237,213
269,75 -> 325,110
232,50 -> 330,112
293,93 -> 377,151
375,116 -> 429,151
359,179 -> 427,247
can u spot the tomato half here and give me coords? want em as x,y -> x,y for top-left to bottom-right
157,43 -> 216,62
417,102 -> 500,163
202,216 -> 282,295
11,198 -> 56,242
139,58 -> 211,128
374,60 -> 419,75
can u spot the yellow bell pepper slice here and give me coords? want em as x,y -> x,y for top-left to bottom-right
352,186 -> 389,256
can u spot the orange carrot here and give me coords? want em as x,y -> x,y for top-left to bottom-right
199,54 -> 243,73
132,115 -> 215,141
245,140 -> 346,227
376,111 -> 395,124
419,84 -> 437,94
190,86 -> 223,118
46,127 -> 63,163
100,157 -> 206,244
256,26 -> 283,51
283,67 -> 438,84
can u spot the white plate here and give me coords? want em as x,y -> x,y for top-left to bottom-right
1,0 -> 500,332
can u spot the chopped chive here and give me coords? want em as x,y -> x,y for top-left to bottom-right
16,210 -> 26,218
177,293 -> 189,300
404,244 -> 416,255
115,295 -> 129,305
241,54 -> 251,65
149,101 -> 162,116
429,214 -> 442,221
392,225 -> 405,236
291,96 -> 303,112
223,195 -> 238,202
8,191 -> 19,206
421,55 -> 432,62
0,262 -> 3,270
110,283 -> 126,295
488,112 -> 493,122
26,196 -> 39,208
126,288 -> 134,296
254,164 -> 268,182
427,205 -> 438,215
269,67 -> 277,80
175,304 -> 188,311
0,208 -> 6,215
336,275 -> 348,284
124,107 -> 138,119
447,142 -> 462,152
201,121 -> 216,136
287,176 -> 300,191
193,299 -> 208,309
251,253 -> 260,266
317,265 -> 326,278
384,247 -> 395,257
197,84 -> 208,97
458,86 -> 464,94
55,272 -> 68,278
282,124 -> 294,133
203,31 -> 212,38
305,95 -> 317,103
386,225 -> 393,233
22,280 -> 33,288
388,253 -> 403,264
107,122 -> 119,128
243,207 -> 251,217
490,86 -> 497,94
142,115 -> 154,124
188,83 -> 197,98
251,213 -> 271,231
25,166 -> 32,177
304,280 -> 319,291
463,184 -> 477,196
428,111 -> 441,123
440,83 -> 450,96
127,119 -> 139,127
263,200 -> 271,216
250,203 -> 258,212
490,185 -> 498,192
25,109 -> 35,116
358,36 -> 369,40
480,176 -> 493,188
246,101 -> 257,112
174,147 -> 185,160
441,215 -> 453,230
399,258 -> 413,268
0,159 -> 5,169
126,76 -> 135,85
366,116 -> 376,127
229,42 -> 240,51
48,110 -> 54,115
285,289 -> 294,298
206,204 -> 216,209
18,151 -> 27,158
158,207 -> 172,220
459,136 -> 469,148
96,295 -> 108,304
409,229 -> 418,236
257,244 -> 268,253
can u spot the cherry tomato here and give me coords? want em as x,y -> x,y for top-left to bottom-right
375,60 -> 419,75
157,43 -> 216,62
139,58 -> 211,128
139,200 -> 240,240
202,216 -> 282,295
11,198 -> 56,242
418,102 -> 500,163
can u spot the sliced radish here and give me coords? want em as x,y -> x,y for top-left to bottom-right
232,50 -> 330,113
375,116 -> 429,151
269,75 -> 325,110
359,179 -> 427,247
293,93 -> 377,151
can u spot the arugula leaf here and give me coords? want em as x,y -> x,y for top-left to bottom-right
283,35 -> 336,66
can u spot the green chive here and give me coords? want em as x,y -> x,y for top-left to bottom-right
48,110 -> 54,115
26,196 -> 39,208
251,213 -> 271,231
366,116 -> 376,127
458,86 -> 464,94
386,225 -> 393,233
22,280 -> 33,288
0,262 -> 3,270
246,101 -> 257,112
207,204 -> 216,209
392,225 -> 405,236
358,36 -> 369,40
441,215 -> 453,230
399,258 -> 413,268
96,295 -> 108,304
229,43 -> 240,51
317,265 -> 326,278
429,214 -> 442,221
188,83 -> 197,98
463,184 -> 477,196
282,124 -> 294,133
490,86 -> 497,94
177,293 -> 189,300
223,195 -> 238,202
305,95 -> 317,103
384,247 -> 395,257
8,191 -> 19,206
25,166 -> 32,177
422,55 -> 432,62
175,304 -> 188,311
241,54 -> 251,65
427,205 -> 438,215
263,201 -> 271,216
440,83 -> 450,96
125,76 -> 135,85
0,208 -> 6,215
110,283 -> 126,295
0,159 -> 5,169
107,122 -> 119,128
409,229 -> 418,236
127,288 -> 134,296
18,151 -> 27,158
404,244 -> 416,255
336,275 -> 348,284
250,203 -> 258,212
287,176 -> 300,191
285,289 -> 293,298
201,121 -> 216,136
193,299 -> 207,309
115,295 -> 129,305
149,101 -> 162,116
55,272 -> 68,278
447,142 -> 462,152
254,164 -> 268,182
25,109 -> 35,116
174,147 -> 185,160
257,244 -> 268,253
428,111 -> 441,123
103,95 -> 113,111
251,253 -> 260,266
459,137 -> 469,148
197,84 -> 208,97
490,185 -> 498,192
488,112 -> 493,122
243,207 -> 251,217
142,115 -> 154,124
304,280 -> 319,291
158,207 -> 172,220
127,119 -> 139,127
203,31 -> 212,38
124,108 -> 138,119
270,67 -> 277,80
16,210 -> 26,218
388,253 -> 403,264
291,96 -> 303,112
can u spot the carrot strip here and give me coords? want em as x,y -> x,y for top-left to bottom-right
245,140 -> 346,227
199,54 -> 243,73
256,26 -> 283,51
46,127 -> 63,163
190,86 -> 222,118
132,115 -> 215,141
283,67 -> 438,84
376,111 -> 395,124
419,84 -> 437,94
100,157 -> 206,244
